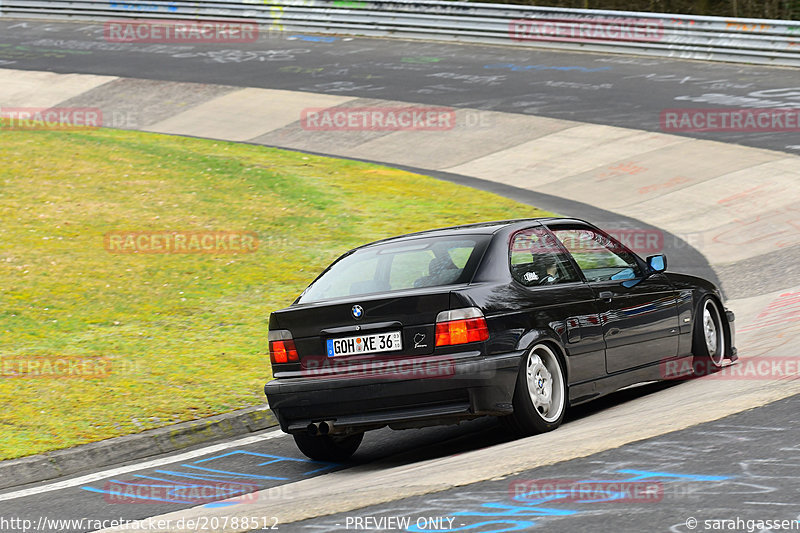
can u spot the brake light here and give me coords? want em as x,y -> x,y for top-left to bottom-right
435,308 -> 489,347
268,330 -> 299,364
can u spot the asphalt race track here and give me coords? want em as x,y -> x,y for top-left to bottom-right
1,19 -> 800,154
295,395 -> 800,533
0,17 -> 799,533
0,383 -> 683,533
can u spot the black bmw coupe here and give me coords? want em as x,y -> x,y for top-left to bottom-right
265,218 -> 736,460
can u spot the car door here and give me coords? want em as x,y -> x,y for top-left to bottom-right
507,226 -> 607,386
547,223 -> 680,374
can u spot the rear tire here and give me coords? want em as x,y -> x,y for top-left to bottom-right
503,343 -> 567,436
292,432 -> 363,462
692,296 -> 726,376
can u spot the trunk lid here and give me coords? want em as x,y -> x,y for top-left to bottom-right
272,288 -> 458,362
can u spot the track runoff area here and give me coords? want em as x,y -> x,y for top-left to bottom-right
0,15 -> 799,533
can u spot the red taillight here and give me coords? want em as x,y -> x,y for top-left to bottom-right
268,330 -> 299,364
435,308 -> 489,347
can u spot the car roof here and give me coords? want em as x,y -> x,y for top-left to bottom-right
356,217 -> 589,250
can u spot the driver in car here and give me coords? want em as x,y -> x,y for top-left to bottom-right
539,254 -> 559,285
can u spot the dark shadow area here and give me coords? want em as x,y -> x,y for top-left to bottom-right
349,378 -> 686,469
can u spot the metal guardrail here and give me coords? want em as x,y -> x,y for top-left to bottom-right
2,0 -> 799,66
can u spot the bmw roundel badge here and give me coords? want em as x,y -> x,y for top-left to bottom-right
352,305 -> 364,319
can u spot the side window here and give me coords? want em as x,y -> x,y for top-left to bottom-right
447,245 -> 473,269
510,228 -> 580,287
551,228 -> 641,282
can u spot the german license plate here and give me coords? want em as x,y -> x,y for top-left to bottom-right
326,331 -> 402,357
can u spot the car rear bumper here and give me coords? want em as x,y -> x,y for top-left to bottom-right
264,350 -> 523,434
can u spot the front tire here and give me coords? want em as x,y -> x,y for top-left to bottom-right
692,297 -> 726,376
503,343 -> 567,436
292,432 -> 363,462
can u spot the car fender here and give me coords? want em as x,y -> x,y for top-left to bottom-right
516,329 -> 571,382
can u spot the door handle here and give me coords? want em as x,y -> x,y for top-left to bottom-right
598,291 -> 613,303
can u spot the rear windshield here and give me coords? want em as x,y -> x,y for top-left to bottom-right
296,235 -> 490,304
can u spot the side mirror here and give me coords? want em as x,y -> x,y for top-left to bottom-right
610,267 -> 636,281
647,254 -> 667,273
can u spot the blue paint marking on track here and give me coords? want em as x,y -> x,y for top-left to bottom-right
193,450 -> 338,475
289,34 -> 338,42
149,469 -> 268,482
79,450 -> 338,503
80,474 -> 258,503
125,475 -> 194,485
176,464 -> 289,480
456,503 -> 576,517
408,470 -> 733,532
109,1 -> 178,12
615,469 -> 730,481
131,474 -> 255,492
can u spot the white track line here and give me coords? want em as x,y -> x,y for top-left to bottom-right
0,429 -> 286,502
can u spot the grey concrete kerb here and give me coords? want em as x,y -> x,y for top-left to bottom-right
0,405 -> 275,491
